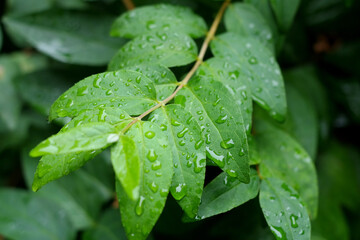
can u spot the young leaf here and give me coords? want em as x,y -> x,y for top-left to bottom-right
175,77 -> 250,183
108,32 -> 198,70
260,178 -> 311,240
3,9 -> 126,65
269,0 -> 301,32
196,169 -> 259,220
30,122 -> 118,157
198,57 -> 253,133
225,3 -> 275,52
111,135 -> 141,200
116,121 -> 173,240
211,32 -> 287,122
49,69 -> 158,121
256,120 -> 318,218
149,104 -> 206,218
111,4 -> 207,38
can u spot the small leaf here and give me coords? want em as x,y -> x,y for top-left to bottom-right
211,32 -> 287,122
116,121 -> 173,240
196,169 -> 259,219
270,0 -> 301,32
149,104 -> 206,218
111,135 -> 141,200
175,77 -> 250,183
3,9 -> 126,65
108,32 -> 197,70
225,3 -> 275,52
49,69 -> 158,121
260,178 -> 311,240
111,4 -> 207,38
256,120 -> 318,218
30,122 -> 118,157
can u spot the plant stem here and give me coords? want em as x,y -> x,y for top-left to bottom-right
122,0 -> 135,10
121,0 -> 231,133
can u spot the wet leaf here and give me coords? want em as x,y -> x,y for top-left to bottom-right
196,169 -> 259,219
108,32 -> 197,70
260,178 -> 311,240
225,3 -> 275,52
111,4 -> 207,38
49,69 -> 158,121
116,121 -> 173,240
149,104 -> 206,218
211,32 -> 287,122
175,77 -> 250,183
3,9 -> 126,65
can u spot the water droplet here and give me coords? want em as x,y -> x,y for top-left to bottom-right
160,124 -> 167,131
206,147 -> 225,167
177,127 -> 188,138
171,119 -> 181,126
215,114 -> 228,124
106,89 -> 113,96
146,20 -> 156,30
135,196 -> 146,216
195,140 -> 204,150
194,157 -> 206,173
239,148 -> 245,156
151,161 -> 162,170
226,169 -> 237,178
220,138 -> 235,149
145,131 -> 155,139
179,140 -> 186,146
171,183 -> 187,200
66,99 -> 74,108
120,114 -> 126,119
77,86 -> 88,96
148,182 -> 158,193
146,149 -> 157,162
93,75 -> 102,88
290,214 -> 299,228
160,188 -> 169,197
270,226 -> 286,239
248,57 -> 258,65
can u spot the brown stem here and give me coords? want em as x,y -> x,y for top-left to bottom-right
256,165 -> 264,180
121,0 -> 231,133
122,0 -> 135,10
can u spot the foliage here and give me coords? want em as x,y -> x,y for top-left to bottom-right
1,0 -> 359,240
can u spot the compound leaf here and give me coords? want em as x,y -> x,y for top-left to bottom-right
149,104 -> 206,218
111,4 -> 207,38
260,178 -> 311,240
108,32 -> 197,70
196,169 -> 259,219
211,32 -> 287,122
116,121 -> 173,240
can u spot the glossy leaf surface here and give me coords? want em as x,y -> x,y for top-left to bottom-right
260,178 -> 311,240
111,4 -> 207,38
116,121 -> 173,240
149,104 -> 206,218
196,169 -> 259,219
211,32 -> 287,122
108,32 -> 197,70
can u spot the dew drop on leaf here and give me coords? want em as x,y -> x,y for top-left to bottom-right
171,183 -> 187,200
220,138 -> 235,149
177,127 -> 189,138
148,182 -> 159,193
146,149 -> 158,162
151,161 -> 162,170
290,214 -> 299,228
135,196 -> 146,216
145,131 -> 156,139
77,86 -> 88,96
215,114 -> 228,124
248,56 -> 258,64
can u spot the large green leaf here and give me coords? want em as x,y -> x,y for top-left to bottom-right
256,121 -> 318,218
82,208 -> 127,240
270,0 -> 301,32
49,69 -> 158,121
108,32 -> 197,70
175,77 -> 250,182
111,4 -> 207,38
198,57 -> 253,133
32,108 -> 131,191
30,122 -> 118,157
116,121 -> 173,240
0,188 -> 76,240
149,104 -> 206,218
225,3 -> 275,52
211,32 -> 287,122
3,9 -> 126,65
260,178 -> 311,240
196,169 -> 259,219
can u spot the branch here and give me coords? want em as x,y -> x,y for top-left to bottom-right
121,0 -> 231,133
122,0 -> 135,10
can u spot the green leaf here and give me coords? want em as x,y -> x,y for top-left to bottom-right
108,32 -> 197,70
32,108 -> 131,191
30,122 -> 118,157
149,104 -> 206,218
211,32 -> 287,122
260,178 -> 311,240
198,57 -> 253,133
116,121 -> 173,240
111,4 -> 207,38
0,188 -> 76,240
49,69 -> 158,121
175,77 -> 250,182
256,120 -> 318,218
82,208 -> 127,240
225,3 -> 275,52
112,135 -> 141,200
196,169 -> 259,219
270,0 -> 301,32
3,9 -> 126,65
